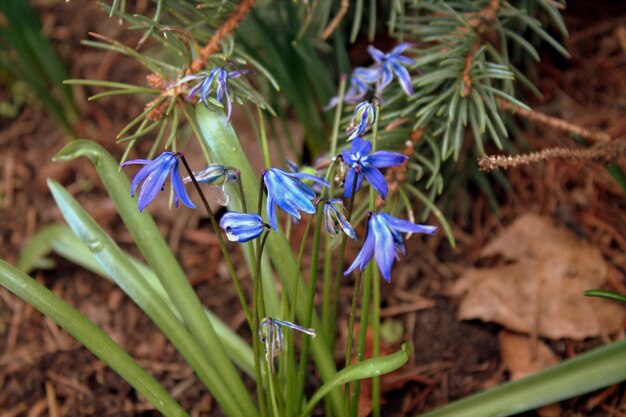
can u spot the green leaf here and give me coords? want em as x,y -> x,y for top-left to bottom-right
300,344 -> 412,417
47,180 -> 248,417
0,259 -> 188,417
584,289 -> 626,304
52,140 -> 258,417
17,223 -> 255,377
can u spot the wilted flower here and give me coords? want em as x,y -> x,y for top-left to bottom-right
121,152 -> 196,211
259,317 -> 316,372
367,43 -> 415,97
179,66 -> 249,120
183,164 -> 238,185
346,100 -> 377,141
345,212 -> 436,282
263,168 -> 329,230
219,212 -> 267,243
323,199 -> 356,239
342,137 -> 408,199
183,164 -> 239,205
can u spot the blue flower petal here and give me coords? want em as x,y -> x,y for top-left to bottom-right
344,223 -> 376,275
372,215 -> 395,282
220,212 -> 265,242
366,151 -> 408,168
391,42 -> 413,55
343,168 -> 364,198
361,166 -> 388,199
367,46 -> 385,63
266,194 -> 279,230
136,158 -> 173,211
171,165 -> 196,209
265,170 -> 311,217
379,212 -> 437,234
391,61 -> 414,96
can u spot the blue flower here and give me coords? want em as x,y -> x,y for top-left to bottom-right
367,42 -> 415,97
259,317 -> 316,368
121,152 -> 196,211
219,212 -> 267,243
326,67 -> 378,108
345,212 -> 436,282
179,66 -> 249,120
263,168 -> 329,230
341,137 -> 408,199
323,199 -> 357,239
346,100 -> 376,141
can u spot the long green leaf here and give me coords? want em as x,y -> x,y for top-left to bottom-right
17,223 -> 255,377
300,344 -> 412,417
0,259 -> 188,417
52,140 -> 258,417
48,180 -> 247,417
419,338 -> 626,417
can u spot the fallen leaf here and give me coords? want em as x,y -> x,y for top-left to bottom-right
499,330 -> 563,417
498,331 -> 558,380
451,214 -> 624,340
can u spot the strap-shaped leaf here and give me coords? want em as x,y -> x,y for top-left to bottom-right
419,338 -> 626,417
0,259 -> 188,417
53,140 -> 258,417
17,223 -> 254,377
301,343 -> 412,417
48,179 -> 252,417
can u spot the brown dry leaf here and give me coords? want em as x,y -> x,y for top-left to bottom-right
499,331 -> 562,417
451,214 -> 624,340
498,331 -> 559,380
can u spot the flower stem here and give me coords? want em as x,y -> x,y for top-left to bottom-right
258,106 -> 272,169
328,172 -> 360,350
370,98 -> 382,417
252,229 -> 272,417
178,154 -> 251,327
294,208 -> 324,414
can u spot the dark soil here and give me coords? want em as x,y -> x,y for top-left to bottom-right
2,1 -> 626,416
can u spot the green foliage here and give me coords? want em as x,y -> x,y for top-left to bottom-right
0,0 -> 79,135
0,259 -> 189,417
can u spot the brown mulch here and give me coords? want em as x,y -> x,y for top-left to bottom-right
2,1 -> 626,416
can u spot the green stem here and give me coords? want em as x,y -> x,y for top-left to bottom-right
295,208 -> 325,414
370,99 -> 382,417
234,169 -> 248,213
258,106 -> 272,169
351,263 -> 372,417
253,229 -> 272,417
179,154 -> 251,328
329,75 -> 347,157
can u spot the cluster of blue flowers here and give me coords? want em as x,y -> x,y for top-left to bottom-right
327,42 -> 415,109
178,65 -> 250,121
121,44 -> 433,357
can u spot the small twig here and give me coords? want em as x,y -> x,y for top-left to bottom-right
461,44 -> 480,97
497,98 -> 612,143
190,0 -> 256,73
321,0 -> 349,40
478,140 -> 626,172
